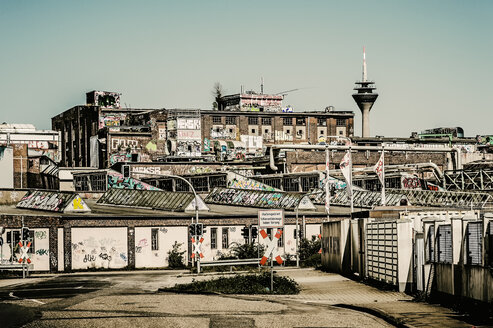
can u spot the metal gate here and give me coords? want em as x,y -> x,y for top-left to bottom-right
366,221 -> 398,285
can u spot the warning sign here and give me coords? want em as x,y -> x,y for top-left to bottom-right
258,209 -> 284,228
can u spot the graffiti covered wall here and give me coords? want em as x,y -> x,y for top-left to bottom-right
0,228 -> 50,271
71,227 -> 128,270
134,227 -> 188,268
107,170 -> 160,190
227,172 -> 277,191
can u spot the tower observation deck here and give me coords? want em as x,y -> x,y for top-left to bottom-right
352,47 -> 378,137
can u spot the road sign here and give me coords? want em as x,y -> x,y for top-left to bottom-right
259,229 -> 283,266
258,209 -> 284,228
191,237 -> 204,259
18,241 -> 31,264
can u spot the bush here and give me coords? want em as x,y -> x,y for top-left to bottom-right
218,242 -> 266,260
299,236 -> 321,267
160,272 -> 300,295
167,241 -> 186,269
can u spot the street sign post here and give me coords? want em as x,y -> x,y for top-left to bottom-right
258,209 -> 285,292
258,209 -> 284,228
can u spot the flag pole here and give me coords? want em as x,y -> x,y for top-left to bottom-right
381,145 -> 386,206
325,146 -> 330,220
349,146 -> 353,213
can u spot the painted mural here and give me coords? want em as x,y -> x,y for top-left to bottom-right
107,170 -> 160,190
226,172 -> 277,191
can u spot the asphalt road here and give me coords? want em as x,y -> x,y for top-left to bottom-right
0,270 -> 393,328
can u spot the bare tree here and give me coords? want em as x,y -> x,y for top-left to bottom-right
212,82 -> 224,110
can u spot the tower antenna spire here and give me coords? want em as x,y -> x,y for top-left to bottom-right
362,46 -> 367,82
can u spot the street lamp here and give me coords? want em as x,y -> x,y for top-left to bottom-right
127,170 -> 201,272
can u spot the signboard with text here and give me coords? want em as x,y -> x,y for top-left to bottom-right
258,209 -> 284,228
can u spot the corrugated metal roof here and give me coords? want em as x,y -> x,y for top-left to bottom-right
97,188 -> 197,212
330,189 -> 406,208
204,187 -> 307,209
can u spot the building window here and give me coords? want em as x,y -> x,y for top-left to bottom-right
222,228 -> 229,249
336,118 -> 346,126
251,128 -> 256,134
339,130 -> 343,135
437,225 -> 452,263
320,130 -> 324,135
296,118 -> 305,125
151,228 -> 159,251
286,129 -> 291,134
283,117 -> 292,126
317,118 -> 327,126
248,117 -> 258,125
264,129 -> 269,134
297,129 -> 303,136
261,117 -> 272,125
211,228 -> 217,249
213,116 -> 222,124
225,116 -> 236,125
466,222 -> 483,266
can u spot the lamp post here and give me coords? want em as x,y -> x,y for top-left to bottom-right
128,170 -> 201,272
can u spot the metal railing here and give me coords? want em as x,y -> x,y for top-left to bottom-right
200,258 -> 260,271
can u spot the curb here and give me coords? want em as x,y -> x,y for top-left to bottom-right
333,303 -> 411,328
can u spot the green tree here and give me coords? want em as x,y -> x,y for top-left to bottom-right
167,242 -> 186,268
299,236 -> 321,267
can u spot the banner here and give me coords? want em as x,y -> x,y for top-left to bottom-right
339,151 -> 352,196
373,152 -> 384,185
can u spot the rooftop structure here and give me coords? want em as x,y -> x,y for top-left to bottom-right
352,47 -> 378,137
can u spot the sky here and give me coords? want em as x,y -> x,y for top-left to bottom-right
0,0 -> 492,137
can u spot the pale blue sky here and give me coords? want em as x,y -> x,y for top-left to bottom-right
1,0 -> 491,137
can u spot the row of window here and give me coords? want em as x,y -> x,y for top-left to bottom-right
212,116 -> 347,126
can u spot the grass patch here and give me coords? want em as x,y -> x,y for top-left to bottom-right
160,272 -> 300,295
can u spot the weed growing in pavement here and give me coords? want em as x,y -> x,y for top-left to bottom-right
160,272 -> 300,295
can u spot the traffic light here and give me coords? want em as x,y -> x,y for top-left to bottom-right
6,231 -> 20,244
241,226 -> 250,239
250,226 -> 258,240
22,227 -> 30,241
196,223 -> 203,236
189,224 -> 196,236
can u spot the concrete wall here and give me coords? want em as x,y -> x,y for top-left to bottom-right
71,227 -> 128,270
0,147 -> 14,188
134,226 -> 188,268
321,219 -> 350,274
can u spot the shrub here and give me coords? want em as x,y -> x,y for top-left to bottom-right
160,272 -> 299,295
167,241 -> 186,269
299,236 -> 321,267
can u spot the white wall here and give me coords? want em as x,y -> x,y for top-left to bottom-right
0,228 -> 50,271
134,226 -> 188,268
71,227 -> 128,270
0,147 -> 13,188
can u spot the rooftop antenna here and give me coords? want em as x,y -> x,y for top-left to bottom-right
363,46 -> 367,82
261,77 -> 264,94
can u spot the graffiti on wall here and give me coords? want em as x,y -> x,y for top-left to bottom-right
401,175 -> 422,190
17,192 -> 64,212
93,91 -> 121,109
111,138 -> 139,151
72,232 -> 127,269
107,171 -> 160,190
227,173 -> 276,191
275,131 -> 293,142
99,113 -> 126,129
176,140 -> 201,157
204,138 -> 211,152
110,152 -> 132,165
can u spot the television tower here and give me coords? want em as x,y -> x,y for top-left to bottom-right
352,47 -> 378,137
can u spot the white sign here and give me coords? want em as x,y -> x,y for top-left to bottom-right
258,209 -> 284,228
